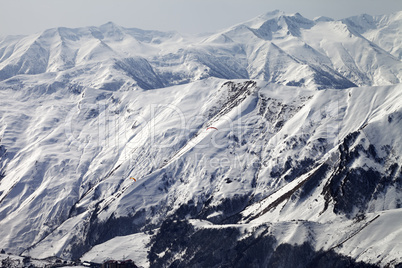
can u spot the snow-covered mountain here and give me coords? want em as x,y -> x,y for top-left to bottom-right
0,10 -> 401,267
1,10 -> 401,90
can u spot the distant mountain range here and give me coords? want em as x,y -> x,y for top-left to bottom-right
1,10 -> 401,91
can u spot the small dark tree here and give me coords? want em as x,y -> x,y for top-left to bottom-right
0,249 -> 5,254
2,257 -> 16,268
23,256 -> 31,265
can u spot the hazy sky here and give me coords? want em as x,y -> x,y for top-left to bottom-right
0,0 -> 401,36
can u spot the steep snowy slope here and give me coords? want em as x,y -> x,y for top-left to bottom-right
0,77 -> 400,266
0,10 -> 401,268
343,11 -> 402,59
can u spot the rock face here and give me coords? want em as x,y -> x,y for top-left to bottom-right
0,10 -> 401,268
148,219 -> 377,268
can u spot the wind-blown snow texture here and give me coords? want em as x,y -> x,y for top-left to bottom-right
0,10 -> 401,267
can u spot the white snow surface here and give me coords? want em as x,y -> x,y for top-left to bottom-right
81,232 -> 151,267
0,10 -> 401,267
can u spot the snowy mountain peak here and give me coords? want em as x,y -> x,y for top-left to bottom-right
98,21 -> 125,38
342,10 -> 402,59
244,10 -> 314,32
251,9 -> 285,23
313,16 -> 334,23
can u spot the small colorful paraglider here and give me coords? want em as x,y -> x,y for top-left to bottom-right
206,126 -> 218,131
129,177 -> 136,182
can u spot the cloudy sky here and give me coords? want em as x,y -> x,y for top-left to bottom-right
0,0 -> 401,36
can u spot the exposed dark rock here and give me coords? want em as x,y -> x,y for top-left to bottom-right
149,219 -> 378,268
197,195 -> 250,224
322,130 -> 400,217
299,163 -> 330,200
284,158 -> 315,182
0,144 -> 7,181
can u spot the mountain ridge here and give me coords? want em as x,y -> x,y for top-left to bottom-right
0,10 -> 401,90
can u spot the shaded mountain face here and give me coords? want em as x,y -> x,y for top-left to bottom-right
0,11 -> 401,268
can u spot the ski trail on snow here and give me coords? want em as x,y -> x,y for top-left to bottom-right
159,127 -> 216,169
